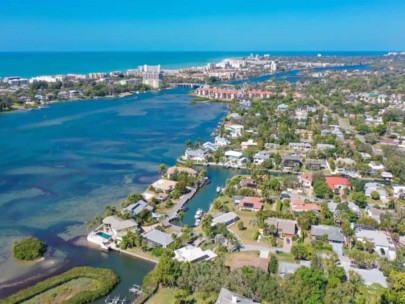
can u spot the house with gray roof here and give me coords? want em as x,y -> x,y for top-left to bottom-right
215,288 -> 259,304
306,159 -> 327,171
142,229 -> 173,248
122,200 -> 153,217
265,218 -> 298,237
102,216 -> 138,240
311,225 -> 345,243
211,212 -> 239,227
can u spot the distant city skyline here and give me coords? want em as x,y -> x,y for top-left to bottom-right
1,0 -> 404,52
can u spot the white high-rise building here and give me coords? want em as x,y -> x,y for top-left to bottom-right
139,65 -> 163,89
270,61 -> 277,73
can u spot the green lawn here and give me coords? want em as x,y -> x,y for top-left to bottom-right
147,288 -> 212,304
147,288 -> 177,304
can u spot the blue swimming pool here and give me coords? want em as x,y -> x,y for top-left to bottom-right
96,231 -> 111,240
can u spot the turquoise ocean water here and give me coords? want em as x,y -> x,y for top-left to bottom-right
0,51 -> 384,77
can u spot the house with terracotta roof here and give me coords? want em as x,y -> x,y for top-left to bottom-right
325,176 -> 351,190
238,197 -> 264,212
291,203 -> 321,213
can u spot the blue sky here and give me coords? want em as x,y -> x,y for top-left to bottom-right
1,0 -> 404,51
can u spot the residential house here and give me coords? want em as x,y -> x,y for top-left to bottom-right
166,166 -> 197,178
355,228 -> 396,260
291,203 -> 321,213
298,174 -> 313,188
282,156 -> 303,169
277,104 -> 289,112
241,139 -> 257,150
174,245 -> 217,263
347,201 -> 361,216
317,144 -> 335,151
215,136 -> 231,146
224,123 -> 244,138
392,185 -> 405,199
102,216 -> 138,241
311,225 -> 345,243
238,197 -> 264,212
215,288 -> 259,304
278,261 -> 310,276
265,143 -> 280,149
364,182 -> 388,201
151,179 -> 177,192
381,171 -> 393,181
325,176 -> 351,190
253,150 -> 270,165
336,158 -> 356,168
240,179 -> 257,188
142,229 -> 173,248
367,207 -> 394,223
122,200 -> 153,217
265,218 -> 298,238
288,142 -> 312,151
306,159 -> 327,171
184,148 -> 206,162
203,142 -> 218,152
368,161 -> 385,171
211,212 -> 239,227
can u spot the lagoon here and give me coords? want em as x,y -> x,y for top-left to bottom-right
0,87 -> 227,299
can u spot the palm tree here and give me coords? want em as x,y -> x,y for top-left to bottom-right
158,163 -> 167,175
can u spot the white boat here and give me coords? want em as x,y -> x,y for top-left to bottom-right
194,219 -> 201,226
216,186 -> 221,193
100,242 -> 110,252
194,208 -> 203,219
129,284 -> 141,294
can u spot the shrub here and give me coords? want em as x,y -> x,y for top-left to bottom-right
12,237 -> 46,261
370,191 -> 380,200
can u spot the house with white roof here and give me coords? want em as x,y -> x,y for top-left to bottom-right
368,161 -> 385,171
215,136 -> 230,147
174,245 -> 217,263
355,228 -> 396,260
151,179 -> 177,192
392,185 -> 405,199
253,150 -> 270,165
184,148 -> 207,162
224,123 -> 244,138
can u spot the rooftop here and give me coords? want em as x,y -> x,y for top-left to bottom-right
143,229 -> 174,247
102,216 -> 138,232
311,225 -> 345,243
215,287 -> 259,304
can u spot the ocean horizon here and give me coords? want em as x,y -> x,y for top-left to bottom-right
0,51 -> 387,78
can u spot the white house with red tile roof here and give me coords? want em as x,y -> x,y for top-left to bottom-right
325,176 -> 350,190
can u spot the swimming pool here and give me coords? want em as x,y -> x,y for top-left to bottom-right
96,231 -> 111,240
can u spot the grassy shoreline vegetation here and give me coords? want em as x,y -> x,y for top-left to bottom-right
0,267 -> 119,304
12,237 -> 47,261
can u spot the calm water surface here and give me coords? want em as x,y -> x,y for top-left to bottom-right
0,88 -> 227,298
